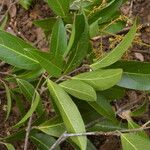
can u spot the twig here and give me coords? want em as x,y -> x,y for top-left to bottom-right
50,126 -> 150,150
91,23 -> 150,41
23,75 -> 44,150
24,116 -> 33,150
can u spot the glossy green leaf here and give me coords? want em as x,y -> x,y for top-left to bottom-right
36,116 -> 65,137
88,0 -> 123,25
121,133 -> 150,150
14,91 -> 40,128
64,14 -> 89,73
91,21 -> 137,70
88,94 -> 117,123
47,0 -> 69,17
0,142 -> 15,150
30,133 -> 60,150
108,60 -> 150,74
60,80 -> 97,101
0,30 -> 40,70
17,79 -> 43,116
50,18 -> 67,64
33,18 -> 56,31
118,72 -> 150,91
1,80 -> 12,121
47,79 -> 87,150
27,50 -> 62,77
73,69 -> 122,91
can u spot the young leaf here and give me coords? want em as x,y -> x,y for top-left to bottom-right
0,142 -> 15,150
13,91 -> 40,128
88,94 -> 117,123
36,117 -> 65,137
50,18 -> 67,64
60,80 -> 97,101
1,80 -> 12,121
91,21 -> 137,70
47,79 -> 87,150
30,133 -> 60,150
0,30 -> 41,70
118,72 -> 150,91
47,0 -> 69,17
17,79 -> 43,116
121,133 -> 150,150
63,14 -> 89,74
72,69 -> 122,91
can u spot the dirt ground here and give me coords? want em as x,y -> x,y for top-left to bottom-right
0,0 -> 150,150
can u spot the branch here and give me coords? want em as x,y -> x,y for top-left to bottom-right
49,126 -> 150,150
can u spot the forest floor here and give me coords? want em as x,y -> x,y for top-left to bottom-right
0,0 -> 150,149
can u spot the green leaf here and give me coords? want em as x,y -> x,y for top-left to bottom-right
47,0 -> 69,17
27,50 -> 62,77
17,69 -> 44,82
121,133 -> 150,150
50,18 -> 67,64
89,20 -> 99,38
60,80 -> 97,101
36,116 -> 65,137
0,13 -> 8,30
131,100 -> 148,117
30,133 -> 60,150
13,91 -> 40,128
118,72 -> 150,91
87,139 -> 97,150
17,79 -> 43,116
128,120 -> 149,139
11,92 -> 25,116
63,14 -> 89,73
1,80 -> 12,121
88,0 -> 123,25
88,94 -> 117,123
33,18 -> 56,31
0,30 -> 40,70
19,0 -> 33,9
73,69 -> 122,91
0,142 -> 15,150
47,79 -> 87,150
89,120 -> 125,132
98,86 -> 125,101
108,60 -> 150,74
91,21 -> 137,70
